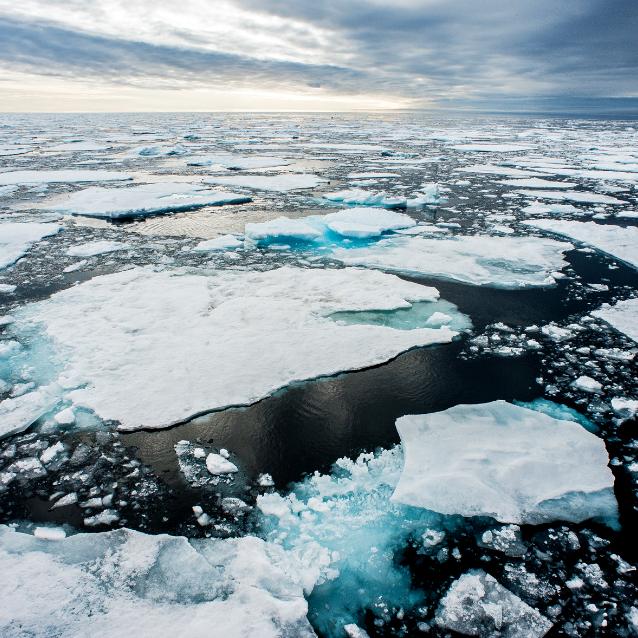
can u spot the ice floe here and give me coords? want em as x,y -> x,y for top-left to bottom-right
66,241 -> 130,258
45,182 -> 251,219
193,235 -> 243,251
517,190 -> 627,205
332,235 -> 572,288
435,570 -> 552,637
521,202 -> 581,216
244,207 -> 416,245
187,154 -> 292,169
592,298 -> 638,342
0,222 -> 62,269
523,219 -> 638,269
0,170 -> 132,186
11,266 -> 464,430
204,174 -> 325,191
391,401 -> 617,524
323,185 -> 442,208
452,143 -> 534,152
0,525 -> 315,638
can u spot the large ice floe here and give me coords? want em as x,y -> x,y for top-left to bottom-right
187,154 -> 292,169
391,401 -> 617,525
244,207 -> 416,245
435,570 -> 552,637
0,170 -> 132,186
0,525 -> 316,638
203,174 -> 325,191
523,219 -> 638,269
592,298 -> 638,342
331,234 -> 572,288
45,182 -> 251,219
7,266 -> 467,431
0,222 -> 62,269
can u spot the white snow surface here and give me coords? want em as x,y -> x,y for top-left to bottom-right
0,170 -> 132,186
0,222 -> 62,269
15,266 -> 458,430
517,190 -> 626,205
204,174 -> 325,191
523,219 -> 638,269
592,298 -> 638,342
45,182 -> 251,219
193,235 -> 243,251
436,570 -> 552,638
322,189 -> 408,208
332,235 -> 572,289
0,525 -> 316,638
66,241 -> 130,258
391,401 -> 617,524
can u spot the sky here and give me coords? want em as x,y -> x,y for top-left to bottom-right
0,0 -> 636,113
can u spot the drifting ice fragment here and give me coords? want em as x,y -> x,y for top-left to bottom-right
193,235 -> 243,251
204,174 -> 326,192
66,241 -> 130,257
0,169 -> 132,186
45,182 -> 251,219
435,570 -> 552,637
391,401 -> 617,525
592,298 -> 638,341
0,223 -> 61,269
332,235 -> 572,289
206,453 -> 238,475
523,219 -> 638,269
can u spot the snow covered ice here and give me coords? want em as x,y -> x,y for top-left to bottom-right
391,401 -> 617,525
45,182 -> 252,219
591,297 -> 638,342
0,169 -> 132,186
0,222 -> 61,269
204,174 -> 326,191
523,219 -> 638,269
9,266 -> 465,430
332,235 -> 572,288
0,525 -> 316,638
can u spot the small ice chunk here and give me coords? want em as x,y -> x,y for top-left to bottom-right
40,442 -> 65,465
323,189 -> 407,208
83,509 -> 120,527
193,235 -> 243,252
67,241 -> 130,257
436,570 -> 552,637
54,407 -> 76,425
572,376 -> 603,393
610,398 -> 638,418
51,493 -> 78,509
245,217 -> 322,242
33,526 -> 66,540
206,453 -> 238,475
344,624 -> 370,638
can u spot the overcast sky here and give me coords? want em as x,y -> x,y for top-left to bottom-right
0,0 -> 636,112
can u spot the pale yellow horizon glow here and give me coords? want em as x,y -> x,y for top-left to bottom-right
0,70 -> 421,113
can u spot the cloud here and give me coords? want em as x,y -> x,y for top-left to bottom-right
0,0 -> 636,111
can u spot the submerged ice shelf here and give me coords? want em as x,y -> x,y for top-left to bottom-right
6,266 -> 467,431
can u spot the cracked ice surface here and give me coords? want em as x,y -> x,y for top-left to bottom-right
10,266 -> 464,430
391,401 -> 617,525
0,525 -> 316,638
332,234 -> 572,288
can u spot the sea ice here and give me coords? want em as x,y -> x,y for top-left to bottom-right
0,222 -> 62,269
187,154 -> 292,169
322,189 -> 407,208
66,241 -> 130,258
332,235 -> 572,288
499,178 -> 576,189
452,143 -> 534,152
204,174 -> 325,191
12,266 -> 463,430
435,570 -> 552,637
521,202 -> 581,216
206,453 -> 238,475
391,401 -> 617,525
45,182 -> 251,219
0,384 -> 60,440
193,235 -> 243,251
517,190 -> 626,205
0,525 -> 315,638
0,170 -> 132,186
523,219 -> 638,269
245,218 -> 323,243
592,298 -> 638,342
456,164 -> 547,178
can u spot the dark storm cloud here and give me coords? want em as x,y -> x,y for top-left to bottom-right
0,0 -> 636,111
